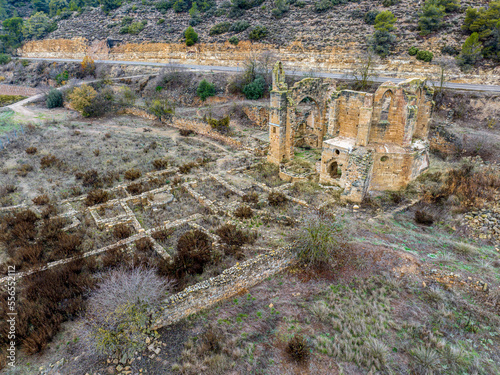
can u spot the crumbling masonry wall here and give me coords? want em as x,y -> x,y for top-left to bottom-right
267,61 -> 434,202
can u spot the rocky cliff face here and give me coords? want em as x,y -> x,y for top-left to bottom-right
45,0 -> 488,53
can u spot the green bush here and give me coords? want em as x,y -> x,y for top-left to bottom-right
462,2 -> 500,60
408,46 -> 419,56
0,54 -> 11,65
157,18 -> 165,24
419,0 -> 445,35
294,216 -> 349,269
128,20 -> 147,35
209,21 -> 231,35
249,25 -> 268,40
228,36 -> 239,45
184,26 -> 199,46
197,79 -> 216,101
416,49 -> 433,62
364,10 -> 380,25
271,0 -> 289,18
441,45 -> 459,56
243,76 -> 265,100
230,20 -> 250,32
295,0 -> 305,7
208,115 -> 230,133
382,0 -> 400,5
101,0 -> 121,13
314,0 -> 331,12
370,11 -> 397,57
457,32 -> 483,71
46,89 -> 63,109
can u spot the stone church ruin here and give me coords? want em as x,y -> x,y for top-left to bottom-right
267,61 -> 434,202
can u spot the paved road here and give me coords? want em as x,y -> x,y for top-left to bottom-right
21,57 -> 500,93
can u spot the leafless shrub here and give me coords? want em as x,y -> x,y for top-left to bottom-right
160,230 -> 212,279
152,228 -> 174,242
79,169 -> 102,189
135,237 -> 153,253
78,267 -> 170,360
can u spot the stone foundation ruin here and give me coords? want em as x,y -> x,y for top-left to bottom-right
267,61 -> 434,202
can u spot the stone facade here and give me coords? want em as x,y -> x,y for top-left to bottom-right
267,62 -> 434,202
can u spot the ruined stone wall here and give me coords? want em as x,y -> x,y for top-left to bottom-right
120,107 -> 243,148
333,91 -> 372,139
154,246 -> 293,328
0,84 -> 41,96
242,105 -> 269,129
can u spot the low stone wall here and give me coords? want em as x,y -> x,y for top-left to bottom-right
0,84 -> 40,97
154,245 -> 294,328
121,107 -> 243,148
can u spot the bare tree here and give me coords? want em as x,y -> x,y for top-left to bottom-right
350,51 -> 378,90
432,56 -> 455,105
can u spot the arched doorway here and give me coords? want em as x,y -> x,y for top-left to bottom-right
328,161 -> 342,179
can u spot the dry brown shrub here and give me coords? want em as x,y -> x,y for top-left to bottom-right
32,194 -> 50,205
51,232 -> 82,259
152,158 -> 169,170
101,247 -> 129,269
178,162 -> 198,174
16,164 -> 34,176
161,230 -> 212,279
285,334 -> 309,363
415,210 -> 434,225
234,204 -> 253,219
85,189 -> 109,206
135,237 -> 153,253
124,168 -> 142,181
41,217 -> 66,241
25,146 -> 37,154
216,224 -> 251,248
242,192 -> 259,204
40,154 -> 60,169
152,228 -> 174,242
172,176 -> 182,185
12,244 -> 43,269
2,260 -> 95,356
268,191 -> 287,206
40,204 -> 57,219
113,223 -> 132,239
179,129 -> 194,136
127,182 -> 143,195
78,169 -> 102,188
